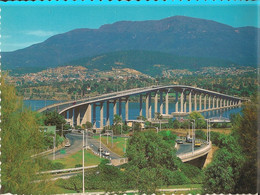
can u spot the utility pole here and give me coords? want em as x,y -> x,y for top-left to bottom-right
82,130 -> 85,193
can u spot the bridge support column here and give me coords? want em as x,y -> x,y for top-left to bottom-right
71,109 -> 75,127
149,93 -> 152,119
106,101 -> 110,126
216,97 -> 219,108
194,93 -> 197,111
146,93 -> 149,119
154,92 -> 158,115
93,104 -> 97,129
125,97 -> 129,121
119,98 -> 122,119
113,100 -> 117,116
184,93 -> 187,113
75,107 -> 81,127
204,95 -> 207,111
238,100 -> 241,105
100,102 -> 104,129
165,90 -> 169,115
139,94 -> 143,116
175,91 -> 179,113
208,96 -> 211,110
224,99 -> 226,107
181,90 -> 184,113
160,91 -> 163,114
189,91 -> 192,113
212,97 -> 215,109
81,104 -> 90,126
220,99 -> 223,108
199,94 -> 202,111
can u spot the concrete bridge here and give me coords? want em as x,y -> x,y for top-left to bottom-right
38,85 -> 243,128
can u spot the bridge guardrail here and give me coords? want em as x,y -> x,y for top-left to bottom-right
177,142 -> 212,162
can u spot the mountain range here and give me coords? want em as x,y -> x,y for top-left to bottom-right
2,16 -> 259,74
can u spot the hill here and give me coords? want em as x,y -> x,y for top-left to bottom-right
2,15 -> 259,72
65,50 -> 237,76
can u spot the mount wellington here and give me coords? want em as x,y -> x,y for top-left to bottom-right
2,16 -> 259,75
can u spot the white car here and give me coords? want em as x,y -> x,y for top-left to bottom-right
65,142 -> 71,147
103,151 -> 110,156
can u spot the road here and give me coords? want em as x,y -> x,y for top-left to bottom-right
47,132 -> 121,160
176,142 -> 207,155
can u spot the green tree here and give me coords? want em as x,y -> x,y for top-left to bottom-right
0,76 -> 55,194
172,119 -> 181,129
43,110 -> 66,135
188,111 -> 206,129
125,131 -> 180,193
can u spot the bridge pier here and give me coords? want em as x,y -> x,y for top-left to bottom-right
189,91 -> 192,113
199,94 -> 202,111
194,93 -> 197,111
119,98 -> 122,119
208,96 -> 211,110
146,93 -> 149,119
113,100 -> 117,116
165,90 -> 169,115
154,92 -> 158,115
160,91 -> 163,114
175,91 -> 179,113
125,97 -> 129,121
75,106 -> 81,126
93,104 -> 97,129
204,95 -> 207,111
139,94 -> 143,116
106,101 -> 110,126
81,104 -> 92,126
181,90 -> 184,113
184,92 -> 187,113
100,102 -> 104,129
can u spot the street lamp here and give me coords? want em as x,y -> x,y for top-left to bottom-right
198,118 -> 210,144
82,129 -> 85,193
190,119 -> 195,155
105,130 -> 113,148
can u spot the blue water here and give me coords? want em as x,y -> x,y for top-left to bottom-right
24,100 -> 242,127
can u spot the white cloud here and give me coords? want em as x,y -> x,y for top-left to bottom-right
25,30 -> 57,37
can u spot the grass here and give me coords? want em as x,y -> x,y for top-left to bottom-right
93,135 -> 127,156
53,149 -> 103,169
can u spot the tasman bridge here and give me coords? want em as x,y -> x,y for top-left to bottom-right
38,85 -> 243,129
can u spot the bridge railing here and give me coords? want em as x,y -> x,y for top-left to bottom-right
177,142 -> 212,162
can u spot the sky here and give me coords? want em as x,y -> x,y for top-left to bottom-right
1,4 -> 259,52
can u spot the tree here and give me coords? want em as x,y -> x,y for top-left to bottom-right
173,119 -> 181,129
43,110 -> 66,136
188,111 -> 206,129
0,76 -> 55,194
125,131 -> 180,193
232,99 -> 258,193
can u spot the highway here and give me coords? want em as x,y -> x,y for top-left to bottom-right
47,132 -> 121,160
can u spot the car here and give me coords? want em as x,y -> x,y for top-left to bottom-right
65,143 -> 71,147
103,151 -> 110,156
194,142 -> 201,147
186,138 -> 193,143
98,147 -> 103,152
176,139 -> 183,144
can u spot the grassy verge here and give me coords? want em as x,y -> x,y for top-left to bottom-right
93,135 -> 127,156
53,150 -> 103,169
169,128 -> 231,135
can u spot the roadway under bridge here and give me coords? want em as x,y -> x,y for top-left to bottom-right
38,85 -> 243,128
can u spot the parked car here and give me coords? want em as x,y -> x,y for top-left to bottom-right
98,147 -> 103,152
194,142 -> 201,147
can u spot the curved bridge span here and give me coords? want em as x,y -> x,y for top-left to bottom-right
38,85 -> 243,128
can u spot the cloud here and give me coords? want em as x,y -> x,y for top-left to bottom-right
25,30 -> 57,37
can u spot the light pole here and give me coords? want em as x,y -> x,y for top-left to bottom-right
106,130 -> 113,148
82,129 -> 85,194
198,118 -> 209,144
124,138 -> 127,153
190,119 -> 195,155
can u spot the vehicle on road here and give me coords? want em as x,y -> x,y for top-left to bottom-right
176,139 -> 183,144
98,147 -> 103,152
194,142 -> 201,147
65,142 -> 71,147
103,151 -> 110,156
186,137 -> 193,143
